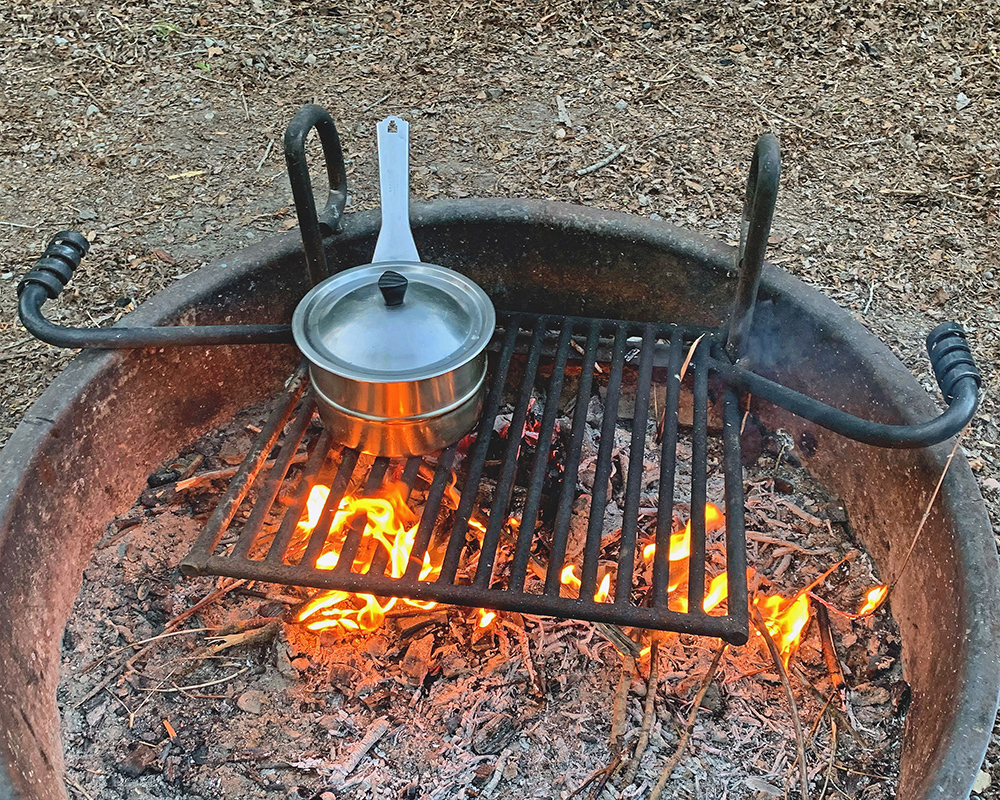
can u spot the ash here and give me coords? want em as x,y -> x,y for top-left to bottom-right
59,384 -> 905,800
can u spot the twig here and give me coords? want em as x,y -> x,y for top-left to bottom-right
657,333 -> 705,441
566,756 -> 620,800
751,606 -> 810,800
819,720 -> 837,800
65,776 -> 97,800
240,84 -> 250,121
255,139 -> 275,173
82,627 -> 212,673
576,144 -> 627,176
506,618 -> 543,696
815,605 -> 844,690
623,635 -> 659,785
164,579 -> 248,631
884,436 -> 962,599
362,92 -> 391,113
482,749 -> 510,797
148,665 -> 251,693
338,717 -> 390,777
0,220 -> 39,229
749,99 -> 830,140
174,453 -> 308,491
648,642 -> 727,800
832,137 -> 886,150
790,665 -> 863,746
610,654 -> 635,756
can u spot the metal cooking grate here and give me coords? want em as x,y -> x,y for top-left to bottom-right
180,312 -> 749,644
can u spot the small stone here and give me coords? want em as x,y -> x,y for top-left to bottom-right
401,634 -> 434,686
472,712 -> 517,755
117,744 -> 161,777
364,635 -> 389,659
205,110 -> 216,121
291,657 -> 310,672
486,87 -> 504,99
974,770 -> 991,793
237,690 -> 266,714
76,207 -> 98,221
86,104 -> 98,116
956,92 -> 971,111
614,99 -> 628,111
304,54 -> 317,65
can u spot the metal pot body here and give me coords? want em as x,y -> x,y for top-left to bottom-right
309,351 -> 487,456
292,260 -> 495,457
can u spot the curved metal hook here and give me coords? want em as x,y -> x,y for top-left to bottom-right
726,133 -> 781,360
284,104 -> 349,286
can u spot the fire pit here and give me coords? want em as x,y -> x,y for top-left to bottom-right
0,198 -> 997,800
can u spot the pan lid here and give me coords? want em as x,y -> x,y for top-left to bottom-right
292,261 -> 495,382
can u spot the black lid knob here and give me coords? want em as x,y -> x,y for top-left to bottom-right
378,270 -> 407,307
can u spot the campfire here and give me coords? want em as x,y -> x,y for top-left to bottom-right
55,339 -> 907,800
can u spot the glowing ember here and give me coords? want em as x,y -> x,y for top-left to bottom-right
293,484 -> 441,632
754,593 -> 811,667
477,609 -> 496,628
859,584 -> 889,615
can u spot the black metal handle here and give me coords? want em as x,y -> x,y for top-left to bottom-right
378,270 -> 407,306
927,322 -> 981,403
18,232 -> 294,348
717,323 -> 981,448
16,230 -> 89,300
726,133 -> 781,361
284,104 -> 349,286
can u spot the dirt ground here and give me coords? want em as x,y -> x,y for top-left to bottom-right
1,0 -> 998,796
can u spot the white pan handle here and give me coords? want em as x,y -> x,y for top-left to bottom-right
373,116 -> 421,264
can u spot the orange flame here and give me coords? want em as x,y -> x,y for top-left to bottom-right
559,565 -> 612,602
859,584 -> 888,615
754,593 -> 811,667
294,484 -> 441,632
595,573 -> 612,603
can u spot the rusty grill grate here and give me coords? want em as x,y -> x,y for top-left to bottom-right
180,311 -> 749,644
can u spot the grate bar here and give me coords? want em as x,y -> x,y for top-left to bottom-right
403,445 -> 457,582
333,457 -> 389,575
510,321 -> 573,592
544,319 -> 601,596
581,325 -> 628,599
615,323 -> 655,604
475,320 -> 547,589
721,386 -> 750,632
180,363 -> 308,575
438,319 -> 521,584
231,398 -> 316,561
299,447 -> 360,568
687,344 -> 710,613
263,430 -> 333,565
652,332 -> 684,605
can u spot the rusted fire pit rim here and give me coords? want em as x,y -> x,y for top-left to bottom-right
0,198 -> 996,800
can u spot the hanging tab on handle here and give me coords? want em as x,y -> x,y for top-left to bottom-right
373,116 -> 421,264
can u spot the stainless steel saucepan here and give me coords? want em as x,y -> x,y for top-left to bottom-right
291,117 -> 496,457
